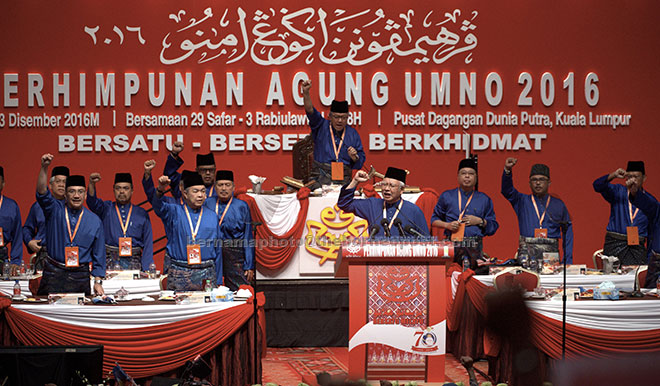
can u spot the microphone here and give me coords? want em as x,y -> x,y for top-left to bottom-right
404,225 -> 424,238
393,218 -> 406,237
368,224 -> 380,239
631,265 -> 644,297
380,219 -> 391,238
357,223 -> 378,239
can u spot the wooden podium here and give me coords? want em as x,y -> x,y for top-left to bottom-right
336,240 -> 454,382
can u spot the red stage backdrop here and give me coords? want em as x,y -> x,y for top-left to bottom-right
1,0 -> 659,268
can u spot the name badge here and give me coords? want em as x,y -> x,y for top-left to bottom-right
331,162 -> 344,181
534,228 -> 548,238
65,246 -> 80,267
451,222 -> 466,242
187,244 -> 202,265
0,227 -> 4,247
627,226 -> 640,246
119,237 -> 133,256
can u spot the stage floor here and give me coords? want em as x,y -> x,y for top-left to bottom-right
262,348 -> 489,385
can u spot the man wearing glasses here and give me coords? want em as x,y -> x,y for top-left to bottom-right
338,167 -> 429,239
164,141 -> 217,200
301,79 -> 365,189
501,158 -> 573,268
593,161 -> 650,265
628,171 -> 660,288
432,158 -> 499,271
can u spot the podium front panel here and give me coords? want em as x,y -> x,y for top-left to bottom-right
349,262 -> 446,382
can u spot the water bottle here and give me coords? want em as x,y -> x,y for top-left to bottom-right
518,251 -> 529,269
13,280 -> 21,296
148,263 -> 157,279
19,260 -> 26,277
204,279 -> 213,292
656,275 -> 660,292
3,262 -> 11,278
462,256 -> 470,272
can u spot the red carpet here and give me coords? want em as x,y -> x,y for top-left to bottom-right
262,348 -> 489,385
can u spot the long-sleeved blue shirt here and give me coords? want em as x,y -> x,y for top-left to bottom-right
86,192 -> 154,271
0,194 -> 23,264
593,174 -> 649,237
308,108 -> 365,170
631,190 -> 660,256
431,187 -> 499,239
501,170 -> 573,263
23,201 -> 47,251
337,186 -> 429,238
151,191 -> 223,284
204,196 -> 254,270
36,190 -> 105,277
163,154 -> 215,200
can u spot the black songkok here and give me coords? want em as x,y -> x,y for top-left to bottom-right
183,173 -> 205,189
384,167 -> 407,184
626,161 -> 645,175
181,170 -> 197,182
65,175 -> 86,189
458,158 -> 478,173
51,166 -> 70,177
196,153 -> 215,167
529,164 -> 550,179
114,173 -> 133,185
215,170 -> 234,182
330,100 -> 349,113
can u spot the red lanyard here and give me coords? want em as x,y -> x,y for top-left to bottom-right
115,204 -> 133,237
531,195 -> 551,228
329,127 -> 345,161
628,199 -> 639,225
215,196 -> 233,227
184,205 -> 204,243
382,199 -> 404,231
65,207 -> 84,244
458,190 -> 474,221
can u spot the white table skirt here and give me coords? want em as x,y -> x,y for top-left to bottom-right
474,273 -> 636,291
526,299 -> 660,331
0,276 -> 161,299
12,300 -> 245,329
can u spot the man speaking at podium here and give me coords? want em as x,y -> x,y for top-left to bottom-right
337,167 -> 429,238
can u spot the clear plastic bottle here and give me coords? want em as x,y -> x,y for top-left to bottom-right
462,256 -> 470,272
656,274 -> 660,292
19,260 -> 26,277
13,280 -> 21,296
148,263 -> 157,279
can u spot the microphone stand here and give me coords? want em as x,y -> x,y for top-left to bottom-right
251,221 -> 261,385
548,212 -> 570,360
559,220 -> 569,361
380,219 -> 391,238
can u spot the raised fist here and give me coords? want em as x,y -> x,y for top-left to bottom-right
89,173 -> 101,184
157,175 -> 171,190
171,141 -> 184,156
41,153 -> 54,167
301,79 -> 312,93
354,170 -> 369,183
504,157 -> 517,171
144,159 -> 156,173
